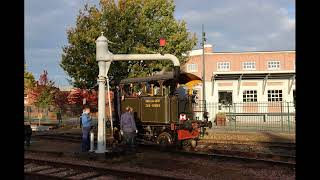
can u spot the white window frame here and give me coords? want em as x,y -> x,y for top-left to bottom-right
217,62 -> 230,71
242,62 -> 256,70
243,90 -> 257,102
268,90 -> 283,102
187,64 -> 198,72
268,61 -> 280,70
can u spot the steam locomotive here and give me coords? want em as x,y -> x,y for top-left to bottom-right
112,70 -> 212,149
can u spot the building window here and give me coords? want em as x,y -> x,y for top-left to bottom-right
242,62 -> 256,70
268,61 -> 280,70
217,62 -> 230,71
218,91 -> 233,105
187,64 -> 198,72
243,90 -> 257,102
268,90 -> 283,102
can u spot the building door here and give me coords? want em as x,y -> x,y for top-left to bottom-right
218,91 -> 233,112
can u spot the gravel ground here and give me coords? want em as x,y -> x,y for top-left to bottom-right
204,130 -> 295,143
25,145 -> 295,180
195,143 -> 295,157
27,128 -> 295,179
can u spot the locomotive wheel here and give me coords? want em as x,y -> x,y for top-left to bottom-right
157,132 -> 173,150
180,139 -> 197,151
181,140 -> 191,151
190,139 -> 197,149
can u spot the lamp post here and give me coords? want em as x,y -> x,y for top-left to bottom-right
201,24 -> 207,120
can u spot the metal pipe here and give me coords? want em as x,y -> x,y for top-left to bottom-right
90,132 -> 94,152
96,61 -> 106,153
106,77 -> 113,139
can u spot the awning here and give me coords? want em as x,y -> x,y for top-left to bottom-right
212,72 -> 295,80
211,72 -> 296,95
185,80 -> 202,88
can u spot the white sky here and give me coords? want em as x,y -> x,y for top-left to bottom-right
25,0 -> 295,86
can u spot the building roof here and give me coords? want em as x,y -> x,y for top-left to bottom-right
212,72 -> 295,80
187,45 -> 295,56
120,71 -> 202,84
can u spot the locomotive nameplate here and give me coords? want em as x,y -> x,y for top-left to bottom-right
144,99 -> 161,108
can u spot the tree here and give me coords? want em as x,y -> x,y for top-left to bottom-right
54,90 -> 69,112
66,88 -> 98,112
67,88 -> 83,105
28,70 -> 59,109
24,64 -> 36,92
60,0 -> 197,89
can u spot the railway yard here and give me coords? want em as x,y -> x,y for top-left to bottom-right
25,127 -> 295,179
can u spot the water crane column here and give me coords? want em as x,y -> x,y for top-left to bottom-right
95,32 -> 180,153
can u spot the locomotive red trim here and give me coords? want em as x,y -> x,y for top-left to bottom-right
177,129 -> 200,140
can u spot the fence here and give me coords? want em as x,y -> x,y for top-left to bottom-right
24,105 -> 103,127
25,101 -> 295,133
193,101 -> 295,133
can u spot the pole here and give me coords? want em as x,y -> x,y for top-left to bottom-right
96,61 -> 106,153
287,102 -> 291,133
202,24 -> 206,120
106,77 -> 113,139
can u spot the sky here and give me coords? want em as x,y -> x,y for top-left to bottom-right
25,0 -> 295,87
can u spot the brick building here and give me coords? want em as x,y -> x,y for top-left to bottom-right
182,44 -> 295,120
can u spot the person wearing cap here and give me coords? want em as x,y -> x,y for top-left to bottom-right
120,106 -> 138,153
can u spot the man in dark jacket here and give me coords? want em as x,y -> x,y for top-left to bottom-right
120,106 -> 137,152
24,121 -> 32,147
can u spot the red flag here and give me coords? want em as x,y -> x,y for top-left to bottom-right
159,38 -> 166,47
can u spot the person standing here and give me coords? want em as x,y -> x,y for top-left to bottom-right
120,106 -> 138,152
56,111 -> 62,127
81,106 -> 92,152
24,121 -> 32,147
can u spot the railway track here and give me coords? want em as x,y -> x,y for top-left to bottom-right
136,142 -> 295,167
25,157 -> 189,180
31,134 -> 295,167
32,134 -> 82,143
199,139 -> 296,150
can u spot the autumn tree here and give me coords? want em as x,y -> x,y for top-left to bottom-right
24,64 -> 36,93
67,88 -> 98,113
54,90 -> 69,112
28,70 -> 59,109
60,0 -> 197,89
